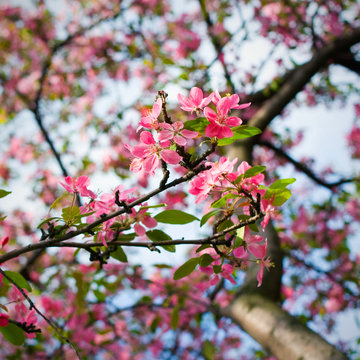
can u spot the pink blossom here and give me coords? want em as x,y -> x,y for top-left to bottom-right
158,121 -> 198,146
256,239 -> 272,287
127,131 -> 182,175
1,236 -> 9,248
132,208 -> 157,236
138,98 -> 162,131
211,90 -> 251,110
204,97 -> 243,139
188,169 -> 218,203
177,87 -> 212,113
59,176 -> 97,199
0,313 -> 9,327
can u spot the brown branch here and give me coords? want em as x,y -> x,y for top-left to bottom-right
287,251 -> 359,299
198,0 -> 236,93
258,140 -> 357,189
0,163 -> 214,264
248,28 -> 360,132
0,268 -> 82,359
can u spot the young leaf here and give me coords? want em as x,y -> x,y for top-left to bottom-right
155,210 -> 199,224
217,126 -> 262,146
210,193 -> 234,208
200,209 -> 220,227
0,190 -> 11,199
116,233 -> 137,241
0,323 -> 26,346
243,165 -> 266,179
269,178 -> 296,189
183,117 -> 209,133
173,258 -> 199,280
146,229 -> 175,252
61,206 -> 81,223
202,339 -> 216,360
37,217 -> 59,229
49,193 -> 68,212
3,271 -> 32,292
196,244 -> 211,253
170,307 -> 180,329
238,214 -> 258,232
110,246 -> 128,262
266,188 -> 292,206
139,203 -> 167,211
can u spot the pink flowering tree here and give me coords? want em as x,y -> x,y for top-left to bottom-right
0,1 -> 359,359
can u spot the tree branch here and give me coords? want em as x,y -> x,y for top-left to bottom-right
258,140 -> 357,190
0,268 -> 82,359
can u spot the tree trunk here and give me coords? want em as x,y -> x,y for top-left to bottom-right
223,294 -> 349,360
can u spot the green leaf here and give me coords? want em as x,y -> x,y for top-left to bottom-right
234,227 -> 245,247
49,193 -> 68,212
243,165 -> 266,179
173,258 -> 199,280
238,214 -> 258,232
0,323 -> 26,346
3,271 -> 32,292
199,254 -> 215,267
0,216 -> 7,222
200,209 -> 220,227
210,193 -> 235,208
93,289 -> 106,302
146,230 -> 175,252
170,307 -> 179,329
154,210 -> 199,224
217,219 -> 234,232
196,244 -> 211,253
110,246 -> 128,262
202,339 -> 215,360
150,316 -> 159,333
217,126 -> 262,146
265,188 -> 292,206
213,265 -> 221,274
183,117 -> 209,133
0,190 -> 11,199
269,178 -> 296,189
116,233 -> 137,241
234,236 -> 243,248
153,264 -> 173,269
236,227 -> 245,240
139,203 -> 167,211
61,206 -> 81,223
37,217 -> 59,229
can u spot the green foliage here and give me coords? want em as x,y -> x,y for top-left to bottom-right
183,117 -> 209,133
173,258 -> 199,280
146,229 -> 175,252
0,324 -> 26,346
0,189 -> 11,199
3,271 -> 32,292
210,193 -> 235,208
110,246 -> 128,262
202,339 -> 216,360
154,210 -> 199,224
217,126 -> 262,146
243,165 -> 266,179
264,178 -> 296,206
200,209 -> 220,227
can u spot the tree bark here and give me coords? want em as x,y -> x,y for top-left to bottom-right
222,294 -> 349,360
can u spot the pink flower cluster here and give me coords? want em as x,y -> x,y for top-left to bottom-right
178,87 -> 251,139
189,157 -> 264,203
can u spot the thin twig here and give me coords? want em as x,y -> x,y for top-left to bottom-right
0,268 -> 82,360
258,140 -> 357,189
